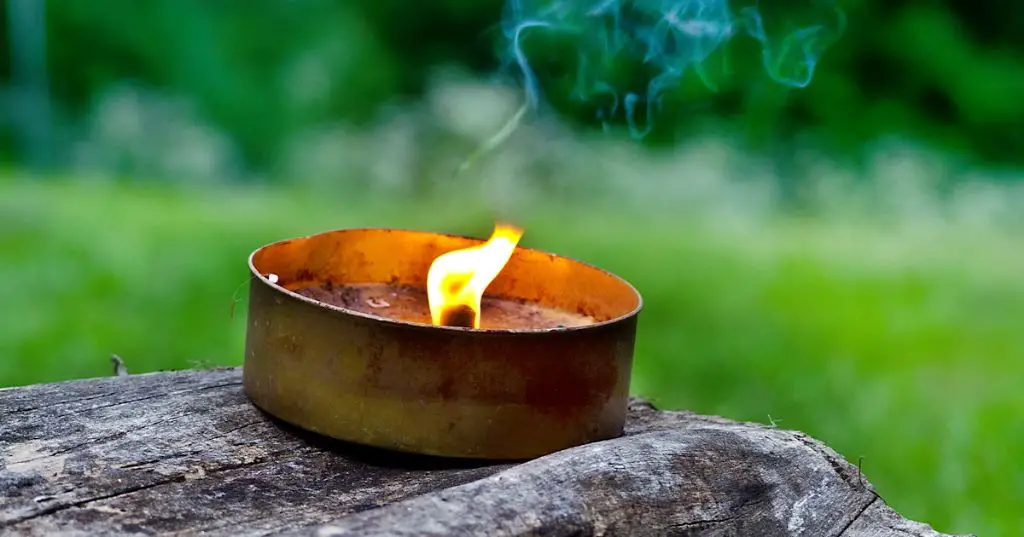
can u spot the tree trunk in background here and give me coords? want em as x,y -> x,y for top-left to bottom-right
7,0 -> 53,171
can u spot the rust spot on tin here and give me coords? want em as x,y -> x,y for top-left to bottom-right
438,377 -> 457,401
283,335 -> 302,354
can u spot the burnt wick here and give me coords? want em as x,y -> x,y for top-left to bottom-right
439,305 -> 476,329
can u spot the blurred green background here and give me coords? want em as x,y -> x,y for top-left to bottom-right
1,1 -> 1022,535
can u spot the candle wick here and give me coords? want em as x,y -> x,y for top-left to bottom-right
439,304 -> 477,329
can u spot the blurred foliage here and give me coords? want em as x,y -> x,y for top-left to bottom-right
1,0 -> 1023,177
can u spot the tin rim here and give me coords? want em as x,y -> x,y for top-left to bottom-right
246,226 -> 643,334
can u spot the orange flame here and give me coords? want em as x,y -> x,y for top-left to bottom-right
427,222 -> 524,328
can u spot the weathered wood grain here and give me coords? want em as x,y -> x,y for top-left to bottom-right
0,368 -> 969,537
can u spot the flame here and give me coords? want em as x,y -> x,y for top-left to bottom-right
427,222 -> 524,328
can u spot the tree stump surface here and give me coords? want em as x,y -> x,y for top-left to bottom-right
0,367 -> 969,537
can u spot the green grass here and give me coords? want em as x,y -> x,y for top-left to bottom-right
1,177 -> 1021,536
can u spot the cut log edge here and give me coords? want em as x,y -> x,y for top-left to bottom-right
288,415 -> 972,537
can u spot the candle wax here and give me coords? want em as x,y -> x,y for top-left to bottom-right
294,283 -> 595,330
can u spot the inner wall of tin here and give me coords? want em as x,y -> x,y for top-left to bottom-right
251,228 -> 640,323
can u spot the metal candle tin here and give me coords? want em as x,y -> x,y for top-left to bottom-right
243,228 -> 642,459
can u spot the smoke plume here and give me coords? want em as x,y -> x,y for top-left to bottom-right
499,0 -> 845,137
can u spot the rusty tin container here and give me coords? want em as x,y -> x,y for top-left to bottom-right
243,228 -> 642,460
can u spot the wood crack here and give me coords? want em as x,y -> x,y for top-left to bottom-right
1,390 -> 122,414
116,450 -> 203,470
671,514 -> 740,529
792,432 -> 862,490
8,411 -> 199,466
2,475 -> 187,526
666,496 -> 768,531
836,495 -> 881,537
205,419 -> 265,441
199,450 -> 298,478
3,450 -> 296,529
50,380 -> 241,418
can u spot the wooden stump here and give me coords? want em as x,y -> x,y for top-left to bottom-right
0,368 -> 969,536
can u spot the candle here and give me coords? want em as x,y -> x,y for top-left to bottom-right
294,282 -> 595,330
243,225 -> 641,459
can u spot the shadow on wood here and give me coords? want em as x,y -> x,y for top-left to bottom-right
0,368 -> 971,536
263,409 -> 517,472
